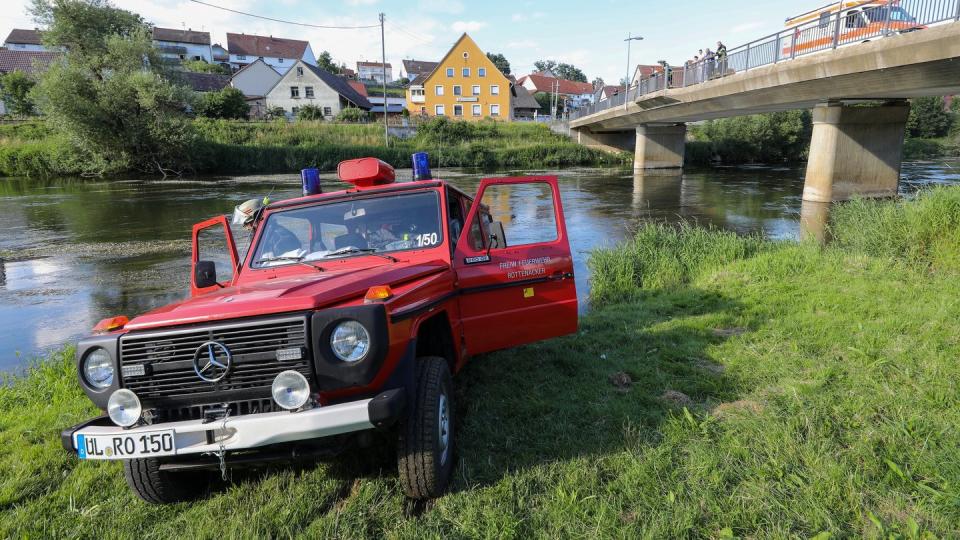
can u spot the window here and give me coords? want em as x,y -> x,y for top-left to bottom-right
435,85 -> 444,96
420,106 -> 427,115
435,104 -> 445,116
478,67 -> 486,77
290,86 -> 299,98
462,67 -> 470,77
490,85 -> 500,95
472,85 -> 481,96
446,67 -> 454,77
323,106 -> 332,116
411,88 -> 425,97
454,105 -> 463,116
490,104 -> 500,117
296,66 -> 304,76
305,86 -> 314,98
291,106 -> 299,116
468,182 -> 557,250
472,104 -> 481,116
237,54 -> 247,60
845,10 -> 866,28
278,58 -> 284,63
193,55 -> 201,61
453,85 -> 462,96
818,11 -> 831,28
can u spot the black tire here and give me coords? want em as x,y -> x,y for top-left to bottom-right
397,356 -> 455,499
123,458 -> 213,504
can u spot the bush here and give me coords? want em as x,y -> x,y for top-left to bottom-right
182,60 -> 229,75
297,104 -> 325,121
693,110 -> 812,164
265,106 -> 286,120
0,71 -> 37,117
335,107 -> 368,123
907,97 -> 952,139
194,87 -> 249,120
903,138 -> 947,160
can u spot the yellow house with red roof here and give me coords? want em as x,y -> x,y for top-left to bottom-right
405,33 -> 512,122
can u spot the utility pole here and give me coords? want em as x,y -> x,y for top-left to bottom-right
624,33 -> 644,109
379,12 -> 388,147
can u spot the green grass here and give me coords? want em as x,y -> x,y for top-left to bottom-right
0,118 -> 628,178
4,188 -> 960,537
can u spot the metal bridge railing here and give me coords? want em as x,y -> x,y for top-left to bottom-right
571,0 -> 960,121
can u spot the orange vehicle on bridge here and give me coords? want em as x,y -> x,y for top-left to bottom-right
783,0 -> 923,57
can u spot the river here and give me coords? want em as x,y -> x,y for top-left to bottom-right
2,159 -> 958,372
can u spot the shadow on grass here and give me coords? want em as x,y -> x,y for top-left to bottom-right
450,286 -> 749,490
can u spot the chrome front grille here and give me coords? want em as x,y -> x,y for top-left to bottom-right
119,316 -> 311,402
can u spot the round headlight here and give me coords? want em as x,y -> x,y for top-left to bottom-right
82,348 -> 114,389
271,370 -> 310,410
330,320 -> 370,363
107,389 -> 142,427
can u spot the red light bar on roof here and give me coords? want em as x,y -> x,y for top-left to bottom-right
337,158 -> 396,187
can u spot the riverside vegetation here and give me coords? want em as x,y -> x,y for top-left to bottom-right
3,187 -> 960,537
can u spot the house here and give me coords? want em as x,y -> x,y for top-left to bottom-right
3,29 -> 47,52
347,80 -> 368,97
516,72 -> 595,112
595,85 -> 624,102
227,33 -> 316,75
176,72 -> 230,92
0,48 -> 60,115
229,58 -> 281,97
511,85 -> 540,120
212,43 -> 229,67
342,67 -> 357,79
630,64 -> 666,87
152,27 -> 212,65
264,60 -> 371,120
368,95 -> 407,118
404,33 -> 512,122
356,61 -> 392,83
401,59 -> 438,82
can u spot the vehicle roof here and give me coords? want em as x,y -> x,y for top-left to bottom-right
266,179 -> 448,212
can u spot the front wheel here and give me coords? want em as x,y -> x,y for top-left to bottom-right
397,356 -> 455,499
123,458 -> 214,504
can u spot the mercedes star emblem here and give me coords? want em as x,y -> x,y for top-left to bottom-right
193,341 -> 232,383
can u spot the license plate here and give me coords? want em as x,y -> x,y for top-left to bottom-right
77,430 -> 176,460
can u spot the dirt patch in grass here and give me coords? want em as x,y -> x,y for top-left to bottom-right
609,371 -> 632,392
712,399 -> 764,418
660,390 -> 693,407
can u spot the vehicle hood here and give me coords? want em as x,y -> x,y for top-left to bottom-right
124,261 -> 449,331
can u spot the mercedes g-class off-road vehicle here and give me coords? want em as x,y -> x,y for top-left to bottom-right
62,157 -> 577,503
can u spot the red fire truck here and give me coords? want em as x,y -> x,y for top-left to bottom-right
61,158 -> 578,503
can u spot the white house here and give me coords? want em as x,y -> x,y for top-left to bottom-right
152,27 -> 212,64
230,59 -> 282,98
227,33 -> 316,75
356,61 -> 392,83
265,60 -> 371,120
3,29 -> 47,51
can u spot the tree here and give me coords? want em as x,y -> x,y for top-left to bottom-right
907,97 -> 952,138
316,51 -> 341,74
335,107 -> 367,123
0,71 -> 37,116
533,59 -> 587,82
591,77 -> 605,89
182,59 -> 228,75
486,52 -> 511,75
30,0 -> 195,174
297,104 -> 324,121
195,87 -> 249,119
534,92 -> 554,117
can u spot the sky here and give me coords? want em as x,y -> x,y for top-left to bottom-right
1,0 -> 833,83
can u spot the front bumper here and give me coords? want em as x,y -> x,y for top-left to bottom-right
62,389 -> 405,460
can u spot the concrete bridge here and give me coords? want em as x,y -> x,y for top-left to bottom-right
571,17 -> 960,203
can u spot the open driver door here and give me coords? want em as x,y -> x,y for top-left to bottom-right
191,215 -> 239,296
452,176 -> 577,356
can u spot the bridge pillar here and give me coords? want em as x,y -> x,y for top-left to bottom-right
635,124 -> 687,171
802,102 -> 910,203
572,128 -> 635,154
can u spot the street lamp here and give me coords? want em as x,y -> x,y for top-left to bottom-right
624,33 -> 643,109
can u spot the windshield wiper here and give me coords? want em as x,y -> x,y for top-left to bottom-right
254,255 -> 324,272
323,247 -> 398,262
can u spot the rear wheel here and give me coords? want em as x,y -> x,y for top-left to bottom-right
123,458 -> 214,504
397,356 -> 455,499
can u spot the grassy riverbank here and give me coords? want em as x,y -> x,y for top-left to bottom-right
3,188 -> 960,537
0,119 -> 627,178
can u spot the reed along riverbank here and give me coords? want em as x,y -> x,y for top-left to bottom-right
2,187 -> 959,537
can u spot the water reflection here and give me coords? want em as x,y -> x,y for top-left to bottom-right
1,160 -> 957,370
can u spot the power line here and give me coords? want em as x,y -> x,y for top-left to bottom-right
384,21 -> 433,45
188,0 -> 380,29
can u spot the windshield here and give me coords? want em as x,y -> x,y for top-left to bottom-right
250,190 -> 443,268
864,6 -> 916,23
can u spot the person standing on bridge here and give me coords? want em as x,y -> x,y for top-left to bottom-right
704,48 -> 715,80
716,41 -> 728,77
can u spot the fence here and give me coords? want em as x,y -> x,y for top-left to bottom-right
571,0 -> 960,120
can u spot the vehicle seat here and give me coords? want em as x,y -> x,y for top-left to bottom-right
334,232 -> 368,250
449,219 -> 462,245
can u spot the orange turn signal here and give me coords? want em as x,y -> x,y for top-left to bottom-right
93,316 -> 129,334
364,285 -> 394,303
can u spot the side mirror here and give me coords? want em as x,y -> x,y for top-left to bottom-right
194,260 -> 219,289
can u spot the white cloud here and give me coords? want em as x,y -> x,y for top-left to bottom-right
418,0 -> 464,14
347,0 -> 379,4
451,20 -> 486,33
506,39 -> 538,49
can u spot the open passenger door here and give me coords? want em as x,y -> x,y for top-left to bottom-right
191,215 -> 239,296
452,176 -> 577,355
